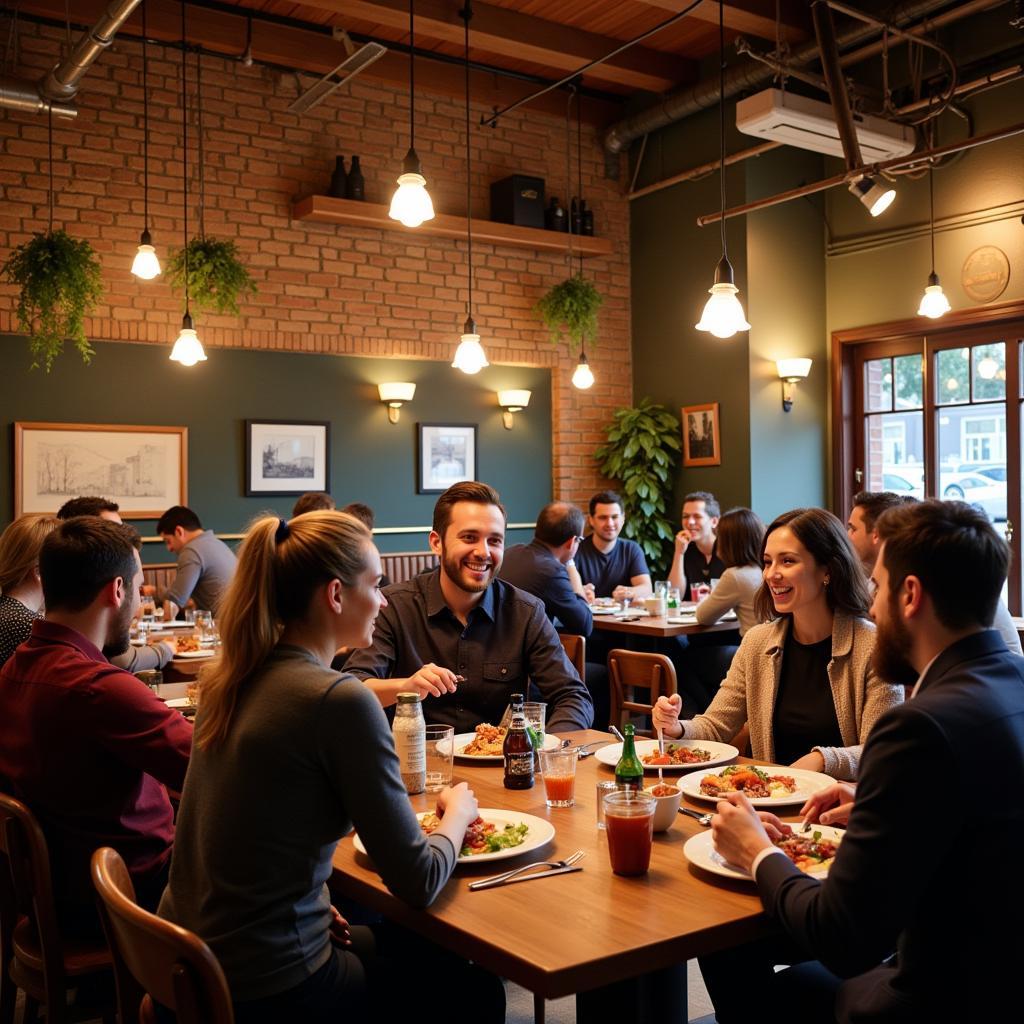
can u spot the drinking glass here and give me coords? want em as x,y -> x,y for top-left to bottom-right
666,587 -> 681,611
654,580 -> 668,597
604,790 -> 656,876
523,701 -> 546,757
539,748 -> 577,808
595,781 -> 618,829
424,725 -> 455,793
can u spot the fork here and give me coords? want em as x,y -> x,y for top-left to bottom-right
468,850 -> 585,891
678,806 -> 713,826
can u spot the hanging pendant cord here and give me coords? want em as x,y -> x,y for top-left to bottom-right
576,86 -> 584,278
718,0 -> 727,258
142,0 -> 149,231
47,105 -> 54,233
197,44 -> 205,240
181,0 -> 189,310
928,162 -> 935,273
462,2 -> 473,319
565,87 -> 573,270
409,0 -> 415,152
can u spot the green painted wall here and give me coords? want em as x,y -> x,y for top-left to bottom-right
0,338 -> 552,559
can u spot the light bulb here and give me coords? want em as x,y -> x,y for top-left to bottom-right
572,352 -> 594,390
917,273 -> 951,319
695,282 -> 751,339
169,315 -> 207,367
389,172 -> 435,228
131,230 -> 161,279
452,331 -> 488,374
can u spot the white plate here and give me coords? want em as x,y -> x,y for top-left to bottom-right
666,610 -> 737,625
353,809 -> 555,864
173,649 -> 215,660
451,731 -> 560,763
591,606 -> 620,615
594,739 -> 739,772
679,765 -> 834,807
164,697 -> 194,709
160,621 -> 200,629
683,823 -> 845,880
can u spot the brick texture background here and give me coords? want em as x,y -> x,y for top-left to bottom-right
0,22 -> 631,507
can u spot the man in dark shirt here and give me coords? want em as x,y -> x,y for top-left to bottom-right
0,517 -> 192,924
667,490 -> 726,598
574,490 -> 652,602
344,481 -> 592,733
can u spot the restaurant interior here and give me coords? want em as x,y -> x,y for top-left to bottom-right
2,1 -> 1024,1022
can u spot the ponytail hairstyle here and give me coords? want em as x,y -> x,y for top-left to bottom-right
197,510 -> 372,749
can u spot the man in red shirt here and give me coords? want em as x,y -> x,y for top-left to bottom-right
0,516 -> 192,926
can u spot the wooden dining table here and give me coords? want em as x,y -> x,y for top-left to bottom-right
591,609 -> 739,639
330,730 -> 777,1021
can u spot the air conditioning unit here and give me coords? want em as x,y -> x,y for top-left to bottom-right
736,88 -> 916,161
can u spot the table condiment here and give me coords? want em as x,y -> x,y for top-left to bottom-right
393,692 -> 426,794
614,723 -> 644,791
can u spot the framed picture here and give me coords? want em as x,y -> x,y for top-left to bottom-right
682,403 -> 721,467
14,422 -> 188,518
246,420 -> 330,497
418,423 -> 478,494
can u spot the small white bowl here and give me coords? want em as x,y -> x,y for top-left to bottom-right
644,783 -> 682,832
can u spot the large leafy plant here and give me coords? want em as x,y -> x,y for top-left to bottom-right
595,398 -> 681,576
534,274 -> 602,346
1,229 -> 103,371
167,237 -> 256,315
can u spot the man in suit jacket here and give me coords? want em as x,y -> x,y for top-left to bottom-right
704,499 -> 1024,1023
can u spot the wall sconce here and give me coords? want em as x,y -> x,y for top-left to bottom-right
776,358 -> 812,412
497,389 -> 531,430
378,382 -> 416,424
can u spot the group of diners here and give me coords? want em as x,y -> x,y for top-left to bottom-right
0,477 -> 1022,1023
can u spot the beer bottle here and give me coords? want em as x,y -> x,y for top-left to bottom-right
503,692 -> 535,790
614,723 -> 644,791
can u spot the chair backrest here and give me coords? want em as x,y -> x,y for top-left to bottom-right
558,633 -> 586,683
607,650 -> 677,737
91,848 -> 234,1024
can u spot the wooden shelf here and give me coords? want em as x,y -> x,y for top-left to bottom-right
290,195 -> 613,258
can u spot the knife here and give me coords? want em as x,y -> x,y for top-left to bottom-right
468,865 -> 583,891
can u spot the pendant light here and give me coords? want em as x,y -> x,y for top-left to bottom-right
916,160 -> 950,319
572,346 -> 595,389
170,1 -> 206,366
452,2 -> 488,374
695,1 -> 750,340
388,0 -> 435,228
568,87 -> 595,390
131,0 -> 161,280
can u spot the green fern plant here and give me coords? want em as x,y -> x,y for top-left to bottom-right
166,236 -> 257,316
1,229 -> 104,372
534,274 -> 602,346
595,398 -> 682,576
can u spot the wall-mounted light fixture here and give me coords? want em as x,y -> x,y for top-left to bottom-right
776,358 -> 812,412
498,389 -> 531,430
378,381 -> 416,424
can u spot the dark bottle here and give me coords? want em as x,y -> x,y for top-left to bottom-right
345,155 -> 365,201
614,723 -> 644,792
545,196 -> 567,232
581,199 -> 594,236
570,196 -> 581,235
503,692 -> 535,790
328,156 -> 347,198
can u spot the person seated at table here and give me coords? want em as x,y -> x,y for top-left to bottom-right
56,494 -> 125,522
292,491 -> 335,516
667,490 -> 726,598
343,481 -> 593,734
694,507 -> 765,636
703,499 -> 1024,1023
653,508 -> 902,780
158,510 -> 503,1023
339,502 -> 390,587
848,489 -> 1023,656
150,505 -> 237,616
0,517 -> 192,929
574,490 -> 652,605
0,513 -> 59,667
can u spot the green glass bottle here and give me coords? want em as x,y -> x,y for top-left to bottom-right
614,723 -> 644,791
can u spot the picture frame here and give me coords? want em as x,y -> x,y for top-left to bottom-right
14,422 -> 188,518
682,403 -> 721,467
417,423 -> 478,494
245,420 -> 330,497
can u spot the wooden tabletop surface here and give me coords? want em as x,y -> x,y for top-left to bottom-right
330,730 -> 773,999
591,612 -> 739,638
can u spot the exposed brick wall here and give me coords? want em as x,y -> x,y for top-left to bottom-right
0,22 -> 630,508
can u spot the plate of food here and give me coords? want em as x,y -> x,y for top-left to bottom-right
164,697 -> 194,709
451,723 -> 560,762
353,809 -> 555,864
683,823 -> 844,881
174,649 -> 215,660
591,604 -> 621,615
594,738 -> 738,772
679,764 -> 834,806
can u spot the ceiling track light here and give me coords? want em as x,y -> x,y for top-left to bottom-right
131,0 -> 161,281
849,173 -> 896,217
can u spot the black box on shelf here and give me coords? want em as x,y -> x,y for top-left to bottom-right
489,175 -> 546,229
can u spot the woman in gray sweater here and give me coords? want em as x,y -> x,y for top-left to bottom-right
159,511 -> 498,1023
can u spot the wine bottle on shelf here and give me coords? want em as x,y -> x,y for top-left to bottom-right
345,155 -> 365,201
570,196 -> 581,235
328,156 -> 347,198
545,197 -> 567,232
581,199 -> 594,236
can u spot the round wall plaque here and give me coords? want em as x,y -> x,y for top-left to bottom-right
961,245 -> 1010,303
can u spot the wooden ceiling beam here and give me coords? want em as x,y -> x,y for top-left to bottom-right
641,0 -> 810,44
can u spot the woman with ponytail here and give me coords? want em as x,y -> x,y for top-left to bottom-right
158,511 -> 497,1023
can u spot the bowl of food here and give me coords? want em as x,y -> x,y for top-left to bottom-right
644,783 -> 682,832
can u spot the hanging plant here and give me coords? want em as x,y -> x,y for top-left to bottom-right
534,274 -> 603,346
1,229 -> 104,372
166,237 -> 257,316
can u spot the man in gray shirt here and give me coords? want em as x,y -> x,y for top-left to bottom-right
153,506 -> 237,615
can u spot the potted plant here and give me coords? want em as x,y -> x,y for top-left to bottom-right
166,237 -> 257,316
1,229 -> 104,372
595,398 -> 682,576
534,274 -> 602,346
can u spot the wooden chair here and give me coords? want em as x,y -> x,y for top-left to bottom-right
558,633 -> 586,683
607,649 -> 677,737
0,792 -> 113,1024
91,847 -> 234,1024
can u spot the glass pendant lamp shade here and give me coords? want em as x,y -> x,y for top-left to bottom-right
389,148 -> 435,228
917,273 -> 951,319
452,317 -> 488,374
131,229 -> 161,279
695,256 -> 750,339
169,311 -> 207,366
572,350 -> 595,390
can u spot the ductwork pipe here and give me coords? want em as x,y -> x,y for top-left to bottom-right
0,75 -> 78,117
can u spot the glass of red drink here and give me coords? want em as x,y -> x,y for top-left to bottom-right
603,790 -> 655,876
539,748 -> 577,808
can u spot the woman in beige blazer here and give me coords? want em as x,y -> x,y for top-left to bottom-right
653,507 -> 902,780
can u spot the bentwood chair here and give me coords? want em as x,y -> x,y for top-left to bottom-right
558,633 -> 586,683
91,848 -> 234,1024
0,792 -> 113,1024
607,649 -> 678,737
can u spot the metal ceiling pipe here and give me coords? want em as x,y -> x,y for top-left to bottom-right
0,75 -> 78,117
811,0 -> 863,170
603,0 -> 989,154
39,0 -> 143,103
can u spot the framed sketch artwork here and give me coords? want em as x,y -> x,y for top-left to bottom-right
682,403 -> 721,467
418,423 -> 478,494
246,420 -> 330,497
14,422 -> 188,518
